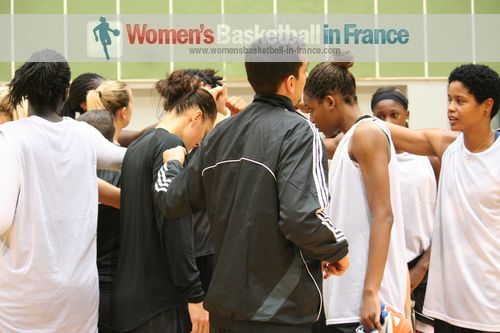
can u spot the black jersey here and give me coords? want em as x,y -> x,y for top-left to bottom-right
108,128 -> 203,331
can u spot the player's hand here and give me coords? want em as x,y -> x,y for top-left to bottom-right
360,292 -> 382,333
226,96 -> 247,116
403,318 -> 413,333
188,302 -> 209,333
322,255 -> 349,279
162,146 -> 187,165
209,85 -> 228,116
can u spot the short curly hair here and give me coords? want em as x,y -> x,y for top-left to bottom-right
449,64 -> 500,119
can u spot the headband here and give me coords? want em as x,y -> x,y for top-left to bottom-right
371,91 -> 408,111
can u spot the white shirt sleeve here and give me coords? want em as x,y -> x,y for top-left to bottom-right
0,132 -> 21,235
86,124 -> 126,171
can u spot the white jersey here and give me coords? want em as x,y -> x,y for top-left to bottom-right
324,117 -> 407,325
0,116 -> 125,332
396,153 -> 436,262
423,133 -> 500,331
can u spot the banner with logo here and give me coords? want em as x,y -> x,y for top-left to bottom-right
0,14 -> 498,62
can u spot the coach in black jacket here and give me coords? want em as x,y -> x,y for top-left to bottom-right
154,37 -> 349,333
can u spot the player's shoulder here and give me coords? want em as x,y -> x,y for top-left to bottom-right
351,118 -> 391,154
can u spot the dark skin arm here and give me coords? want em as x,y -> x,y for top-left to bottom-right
409,247 -> 431,292
386,123 -> 458,159
323,133 -> 344,160
349,122 -> 394,332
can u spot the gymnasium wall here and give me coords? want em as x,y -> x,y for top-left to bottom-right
1,0 -> 499,129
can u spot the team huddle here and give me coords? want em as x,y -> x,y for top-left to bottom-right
0,37 -> 498,333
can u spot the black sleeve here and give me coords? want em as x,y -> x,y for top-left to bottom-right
153,144 -> 206,220
276,122 -> 349,263
152,147 -> 204,303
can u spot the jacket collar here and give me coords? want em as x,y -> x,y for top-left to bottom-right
253,93 -> 296,112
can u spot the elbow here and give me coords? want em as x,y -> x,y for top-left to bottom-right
372,210 -> 394,228
383,212 -> 394,227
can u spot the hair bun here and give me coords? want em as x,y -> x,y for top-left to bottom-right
156,70 -> 198,99
156,70 -> 202,111
329,49 -> 354,69
335,61 -> 354,69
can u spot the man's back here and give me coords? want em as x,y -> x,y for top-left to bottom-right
154,93 -> 349,330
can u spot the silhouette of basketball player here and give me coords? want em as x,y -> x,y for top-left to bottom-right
93,17 -> 120,60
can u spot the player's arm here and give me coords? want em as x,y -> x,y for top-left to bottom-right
350,123 -> 393,332
277,123 -> 348,264
323,133 -> 343,160
98,179 -> 120,209
405,270 -> 413,330
154,144 -> 206,220
386,123 -> 458,159
153,147 -> 209,333
118,123 -> 158,147
93,25 -> 100,40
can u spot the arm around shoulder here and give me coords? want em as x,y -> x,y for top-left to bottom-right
387,122 -> 458,159
88,125 -> 126,171
153,146 -> 206,220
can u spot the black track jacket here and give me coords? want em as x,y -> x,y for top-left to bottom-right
154,93 -> 349,326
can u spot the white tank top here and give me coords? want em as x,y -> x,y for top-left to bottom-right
396,153 -> 436,262
423,133 -> 500,331
324,117 -> 407,325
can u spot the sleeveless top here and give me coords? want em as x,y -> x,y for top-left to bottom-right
423,132 -> 500,331
324,117 -> 407,325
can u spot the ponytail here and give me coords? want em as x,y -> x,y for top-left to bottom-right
86,89 -> 106,111
86,80 -> 130,115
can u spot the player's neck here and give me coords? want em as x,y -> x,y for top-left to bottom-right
339,105 -> 364,134
157,112 -> 189,138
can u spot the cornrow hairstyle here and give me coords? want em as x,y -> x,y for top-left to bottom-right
61,73 -> 105,118
304,61 -> 357,105
449,64 -> 500,119
155,69 -> 217,122
8,49 -> 71,111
